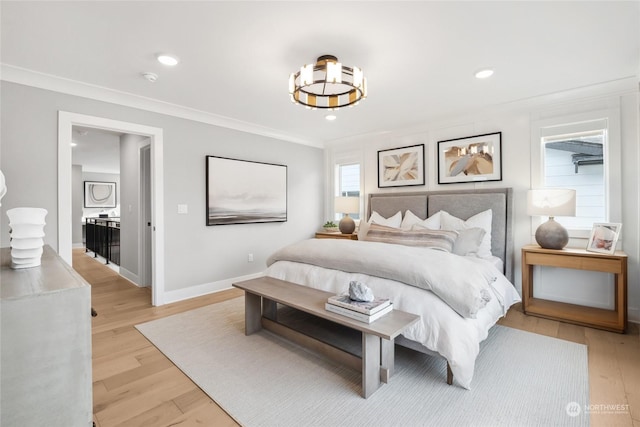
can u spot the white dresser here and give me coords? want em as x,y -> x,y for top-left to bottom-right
1,245 -> 93,426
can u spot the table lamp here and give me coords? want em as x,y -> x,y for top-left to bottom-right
334,196 -> 359,234
527,188 -> 576,249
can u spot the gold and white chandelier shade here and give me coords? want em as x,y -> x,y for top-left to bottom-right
289,55 -> 367,110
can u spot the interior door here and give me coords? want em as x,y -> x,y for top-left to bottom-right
140,144 -> 152,287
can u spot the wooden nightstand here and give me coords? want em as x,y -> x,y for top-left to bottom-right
315,231 -> 358,240
521,244 -> 627,333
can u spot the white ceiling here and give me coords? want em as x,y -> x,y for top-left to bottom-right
2,1 -> 639,149
71,126 -> 121,174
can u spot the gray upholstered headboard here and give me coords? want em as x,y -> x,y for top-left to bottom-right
367,188 -> 514,282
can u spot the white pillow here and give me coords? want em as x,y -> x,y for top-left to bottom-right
401,210 -> 441,230
440,209 -> 492,259
357,220 -> 370,240
369,210 -> 402,228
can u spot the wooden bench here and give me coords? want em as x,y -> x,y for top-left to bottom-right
233,276 -> 420,398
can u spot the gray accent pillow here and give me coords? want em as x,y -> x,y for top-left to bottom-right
452,227 -> 487,257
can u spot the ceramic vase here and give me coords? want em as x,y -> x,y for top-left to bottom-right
7,207 -> 47,269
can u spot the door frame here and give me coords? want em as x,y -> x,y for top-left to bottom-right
58,111 -> 166,306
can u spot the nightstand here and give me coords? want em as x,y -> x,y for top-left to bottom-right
521,244 -> 627,333
315,231 -> 358,240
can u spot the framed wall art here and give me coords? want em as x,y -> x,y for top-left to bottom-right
437,132 -> 502,184
206,156 -> 287,226
586,222 -> 621,254
84,181 -> 117,208
377,144 -> 425,188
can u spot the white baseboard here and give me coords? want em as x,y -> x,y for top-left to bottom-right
628,307 -> 639,324
162,271 -> 264,305
119,267 -> 142,287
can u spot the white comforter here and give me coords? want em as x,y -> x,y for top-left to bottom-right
267,239 -> 497,318
265,241 -> 521,390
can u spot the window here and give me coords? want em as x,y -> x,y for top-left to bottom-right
531,104 -> 621,238
542,129 -> 606,230
335,163 -> 361,220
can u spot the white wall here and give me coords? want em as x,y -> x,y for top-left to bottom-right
326,82 -> 640,321
0,81 -> 324,300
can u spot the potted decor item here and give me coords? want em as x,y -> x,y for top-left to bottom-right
323,221 -> 339,232
7,207 -> 48,269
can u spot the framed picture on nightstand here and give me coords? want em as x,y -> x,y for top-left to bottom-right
586,222 -> 621,254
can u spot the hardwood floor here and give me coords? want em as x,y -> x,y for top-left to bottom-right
74,248 -> 640,426
74,249 -> 241,426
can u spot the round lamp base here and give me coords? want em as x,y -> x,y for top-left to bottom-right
338,215 -> 355,234
535,218 -> 569,250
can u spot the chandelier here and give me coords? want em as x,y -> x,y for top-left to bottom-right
288,55 -> 367,110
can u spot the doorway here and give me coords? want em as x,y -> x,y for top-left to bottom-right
58,111 -> 165,306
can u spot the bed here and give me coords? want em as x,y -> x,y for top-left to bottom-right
265,188 -> 521,389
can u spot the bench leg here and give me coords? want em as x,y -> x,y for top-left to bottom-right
244,292 -> 262,335
262,298 -> 277,321
380,338 -> 394,383
446,361 -> 453,385
362,333 -> 381,398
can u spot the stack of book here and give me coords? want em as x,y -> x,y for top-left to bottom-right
325,294 -> 393,323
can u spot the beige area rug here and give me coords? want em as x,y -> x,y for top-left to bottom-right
136,297 -> 589,427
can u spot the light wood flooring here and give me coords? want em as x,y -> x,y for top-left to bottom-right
75,248 -> 640,426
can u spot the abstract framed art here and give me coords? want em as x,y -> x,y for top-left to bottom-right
206,156 -> 287,226
84,181 -> 116,208
437,132 -> 502,184
377,144 -> 425,188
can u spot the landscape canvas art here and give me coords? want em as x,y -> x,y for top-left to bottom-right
438,132 -> 502,184
206,156 -> 287,226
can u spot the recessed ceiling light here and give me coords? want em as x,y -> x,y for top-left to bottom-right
325,114 -> 337,121
157,54 -> 179,66
475,69 -> 494,79
70,142 -> 77,147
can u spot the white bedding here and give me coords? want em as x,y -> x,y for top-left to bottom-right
267,239 -> 497,319
265,254 -> 520,389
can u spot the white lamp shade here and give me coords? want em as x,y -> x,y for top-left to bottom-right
527,189 -> 576,217
334,196 -> 359,214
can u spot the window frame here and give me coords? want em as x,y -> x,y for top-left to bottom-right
530,106 -> 622,239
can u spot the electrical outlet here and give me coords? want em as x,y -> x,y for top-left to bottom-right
177,204 -> 188,214
248,253 -> 254,262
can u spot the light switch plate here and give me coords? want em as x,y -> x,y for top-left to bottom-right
177,204 -> 188,214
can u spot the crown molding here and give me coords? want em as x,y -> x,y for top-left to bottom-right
1,64 -> 323,148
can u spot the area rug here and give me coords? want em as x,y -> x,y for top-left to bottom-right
136,297 -> 589,427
